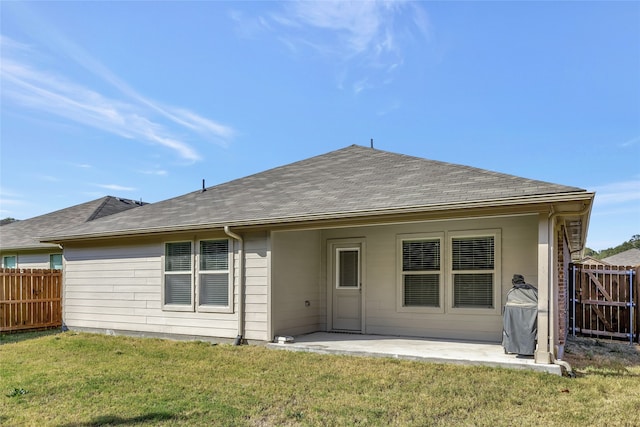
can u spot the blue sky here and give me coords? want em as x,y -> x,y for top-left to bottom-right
1,1 -> 638,251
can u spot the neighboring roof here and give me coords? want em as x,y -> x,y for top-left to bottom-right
579,256 -> 610,266
0,196 -> 145,250
42,145 -> 593,241
601,248 -> 640,267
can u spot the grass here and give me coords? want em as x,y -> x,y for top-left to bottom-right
1,331 -> 639,426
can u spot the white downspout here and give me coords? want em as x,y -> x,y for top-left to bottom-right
224,226 -> 245,345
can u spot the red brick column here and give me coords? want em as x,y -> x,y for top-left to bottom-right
556,227 -> 569,346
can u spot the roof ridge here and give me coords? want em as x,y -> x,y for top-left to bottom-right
85,196 -> 112,222
36,145 -> 591,242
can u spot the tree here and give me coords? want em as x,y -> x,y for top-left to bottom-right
0,217 -> 18,226
585,234 -> 640,259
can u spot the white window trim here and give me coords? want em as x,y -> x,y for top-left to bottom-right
162,240 -> 195,312
447,229 -> 502,315
196,238 -> 234,314
396,232 -> 445,314
335,247 -> 360,289
2,254 -> 17,268
162,239 -> 234,314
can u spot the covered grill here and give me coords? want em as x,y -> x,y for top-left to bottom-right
502,274 -> 538,356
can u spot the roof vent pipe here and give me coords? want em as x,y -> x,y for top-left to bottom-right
224,226 -> 245,345
201,179 -> 206,192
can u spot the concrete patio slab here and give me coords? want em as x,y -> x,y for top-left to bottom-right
267,332 -> 563,375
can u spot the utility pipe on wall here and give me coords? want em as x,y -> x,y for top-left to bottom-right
224,226 -> 245,345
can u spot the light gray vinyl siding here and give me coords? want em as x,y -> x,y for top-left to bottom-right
63,233 -> 270,341
0,252 -> 59,269
271,230 -> 323,337
242,232 -> 269,340
321,215 -> 538,342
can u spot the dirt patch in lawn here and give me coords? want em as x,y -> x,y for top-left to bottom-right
563,336 -> 640,375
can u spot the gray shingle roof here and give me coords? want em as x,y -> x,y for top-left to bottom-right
42,145 -> 590,240
0,196 -> 144,250
601,248 -> 640,267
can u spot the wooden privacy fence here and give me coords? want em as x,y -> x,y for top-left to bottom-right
569,264 -> 639,344
0,268 -> 62,333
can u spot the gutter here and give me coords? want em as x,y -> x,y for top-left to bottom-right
224,226 -> 245,346
39,192 -> 595,243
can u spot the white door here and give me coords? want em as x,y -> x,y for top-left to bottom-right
331,243 -> 362,331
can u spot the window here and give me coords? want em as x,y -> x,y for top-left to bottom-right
163,239 -> 232,312
164,242 -> 193,306
50,254 -> 63,270
199,240 -> 230,306
450,233 -> 499,309
2,255 -> 16,268
336,248 -> 359,288
402,239 -> 441,307
397,233 -> 443,312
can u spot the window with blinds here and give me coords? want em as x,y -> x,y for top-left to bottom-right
402,239 -> 440,307
165,242 -> 191,271
164,242 -> 192,306
163,239 -> 232,311
199,240 -> 230,306
451,236 -> 495,308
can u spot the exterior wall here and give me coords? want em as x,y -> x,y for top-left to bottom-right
63,231 -> 270,341
59,214 -> 544,343
320,215 -> 539,342
243,232 -> 270,341
271,230 -> 323,338
0,250 -> 61,269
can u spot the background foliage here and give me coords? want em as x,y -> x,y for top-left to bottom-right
584,234 -> 640,259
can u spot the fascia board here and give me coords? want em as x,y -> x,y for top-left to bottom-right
40,192 -> 595,243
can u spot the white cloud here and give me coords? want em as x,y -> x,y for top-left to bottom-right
0,197 -> 25,207
586,179 -> 640,250
353,78 -> 371,94
251,1 -> 429,93
82,191 -> 106,199
229,9 -> 273,38
0,34 -> 234,162
590,180 -> 640,205
621,136 -> 640,148
170,108 -> 235,144
139,169 -> 168,176
96,184 -> 136,192
377,100 -> 401,116
285,1 -> 384,55
0,191 -> 27,217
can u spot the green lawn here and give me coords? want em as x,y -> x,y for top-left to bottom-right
1,331 -> 639,426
